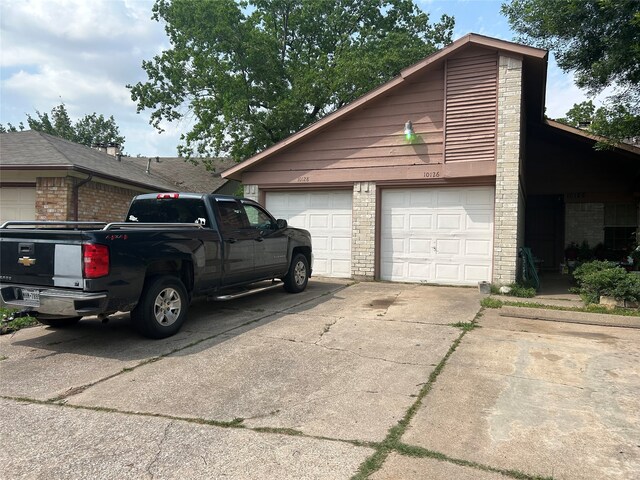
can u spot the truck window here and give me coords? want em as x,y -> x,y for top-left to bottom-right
216,200 -> 247,232
242,203 -> 276,231
127,198 -> 210,226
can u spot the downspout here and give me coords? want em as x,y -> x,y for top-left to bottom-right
73,174 -> 93,221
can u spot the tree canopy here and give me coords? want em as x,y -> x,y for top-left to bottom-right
502,0 -> 640,144
129,0 -> 454,161
0,103 -> 126,149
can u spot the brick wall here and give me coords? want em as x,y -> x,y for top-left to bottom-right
244,184 -> 259,202
565,203 -> 605,246
35,177 -> 74,221
77,181 -> 139,222
351,181 -> 376,280
493,55 -> 524,284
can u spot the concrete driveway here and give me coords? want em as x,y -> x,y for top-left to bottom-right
1,279 -> 638,479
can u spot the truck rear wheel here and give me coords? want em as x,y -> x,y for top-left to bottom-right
283,253 -> 309,293
131,276 -> 189,339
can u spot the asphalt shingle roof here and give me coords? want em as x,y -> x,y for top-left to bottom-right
0,130 -> 237,193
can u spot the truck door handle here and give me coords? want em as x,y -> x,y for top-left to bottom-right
255,237 -> 264,242
226,238 -> 237,244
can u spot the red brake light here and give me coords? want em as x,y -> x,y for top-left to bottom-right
83,244 -> 109,279
157,193 -> 179,199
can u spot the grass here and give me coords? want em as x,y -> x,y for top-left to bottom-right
1,308 -> 39,334
449,321 -> 478,331
480,297 -> 640,317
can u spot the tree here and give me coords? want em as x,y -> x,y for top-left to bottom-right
501,0 -> 640,144
1,103 -> 126,149
129,0 -> 454,161
557,100 -> 640,148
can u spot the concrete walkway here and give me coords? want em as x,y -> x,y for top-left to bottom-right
1,279 -> 638,479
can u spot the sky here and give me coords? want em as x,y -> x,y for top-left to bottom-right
0,0 -> 602,157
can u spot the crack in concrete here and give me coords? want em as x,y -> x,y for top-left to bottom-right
254,333 -> 426,366
315,318 -> 339,344
146,420 -> 173,479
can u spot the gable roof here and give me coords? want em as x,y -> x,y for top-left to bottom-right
222,33 -> 548,181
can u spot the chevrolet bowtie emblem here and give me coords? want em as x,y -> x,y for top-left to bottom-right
18,256 -> 36,267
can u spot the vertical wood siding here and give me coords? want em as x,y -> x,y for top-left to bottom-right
444,50 -> 498,163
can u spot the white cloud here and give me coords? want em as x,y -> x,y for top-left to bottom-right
0,0 -> 175,155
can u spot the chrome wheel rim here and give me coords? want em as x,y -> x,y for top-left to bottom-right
293,261 -> 307,286
153,287 -> 182,326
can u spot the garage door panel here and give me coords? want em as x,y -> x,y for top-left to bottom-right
465,239 -> 491,255
409,214 -> 432,229
381,186 -> 494,285
465,265 -> 490,281
435,263 -> 461,281
436,239 -> 461,255
330,259 -> 351,277
266,191 -> 352,278
331,236 -> 350,252
409,190 -> 434,206
408,262 -> 430,279
332,214 -> 351,228
409,238 -> 431,254
437,190 -> 464,205
309,214 -> 329,228
467,212 -> 492,230
466,188 -> 494,206
0,187 -> 36,223
436,214 -> 461,230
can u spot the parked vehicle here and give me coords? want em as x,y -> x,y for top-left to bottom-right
0,193 -> 312,338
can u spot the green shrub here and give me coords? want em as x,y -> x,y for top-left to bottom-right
505,283 -> 536,298
573,260 -> 618,286
573,261 -> 640,304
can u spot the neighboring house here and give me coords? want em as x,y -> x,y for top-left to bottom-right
223,33 -> 640,285
0,130 -> 238,223
122,156 -> 239,196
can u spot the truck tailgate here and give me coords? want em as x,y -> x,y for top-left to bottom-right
0,232 -> 84,289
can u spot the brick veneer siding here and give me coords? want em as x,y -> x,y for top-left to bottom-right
77,181 -> 140,222
493,55 -> 524,284
565,203 -> 605,247
351,181 -> 376,280
244,184 -> 259,202
36,177 -> 74,221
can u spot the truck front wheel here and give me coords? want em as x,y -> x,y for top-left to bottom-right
283,253 -> 309,293
131,276 -> 189,339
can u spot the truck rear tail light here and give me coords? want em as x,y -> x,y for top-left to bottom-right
83,244 -> 109,279
157,193 -> 179,199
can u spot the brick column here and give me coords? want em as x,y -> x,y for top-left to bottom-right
244,184 -> 259,202
351,181 -> 376,280
493,55 -> 524,284
35,177 -> 74,221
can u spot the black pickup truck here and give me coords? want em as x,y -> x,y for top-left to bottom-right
0,193 -> 312,338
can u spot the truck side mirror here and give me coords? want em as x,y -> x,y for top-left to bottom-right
276,219 -> 288,229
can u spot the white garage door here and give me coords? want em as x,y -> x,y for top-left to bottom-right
266,191 -> 352,278
0,187 -> 36,224
381,186 -> 494,285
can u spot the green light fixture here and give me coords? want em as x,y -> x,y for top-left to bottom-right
404,120 -> 415,141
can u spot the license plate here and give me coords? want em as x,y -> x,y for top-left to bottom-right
21,288 -> 40,307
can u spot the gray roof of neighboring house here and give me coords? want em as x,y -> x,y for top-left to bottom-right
0,130 -> 238,193
123,156 -> 238,193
